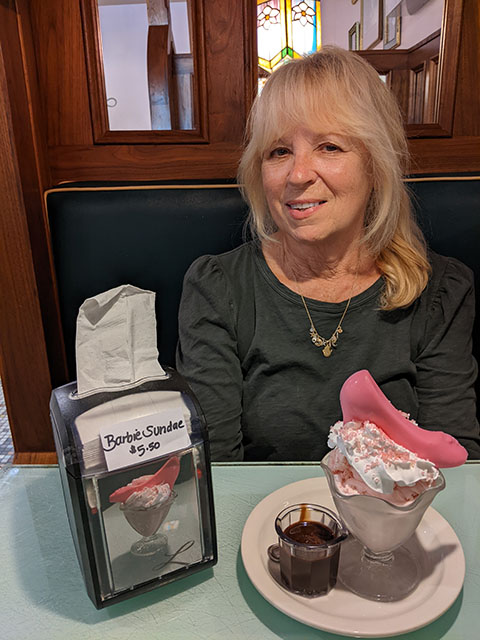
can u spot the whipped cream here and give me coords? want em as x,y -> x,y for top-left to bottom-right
123,482 -> 171,509
328,419 -> 439,495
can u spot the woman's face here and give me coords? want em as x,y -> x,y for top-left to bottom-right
261,125 -> 373,250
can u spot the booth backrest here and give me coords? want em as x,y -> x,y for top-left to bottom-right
46,177 -> 479,392
46,184 -> 248,376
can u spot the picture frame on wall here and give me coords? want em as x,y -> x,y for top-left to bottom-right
384,4 -> 402,50
348,22 -> 361,51
361,0 -> 383,50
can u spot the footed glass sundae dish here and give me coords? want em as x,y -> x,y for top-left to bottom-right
321,370 -> 466,602
120,487 -> 177,555
110,456 -> 180,556
322,452 -> 444,601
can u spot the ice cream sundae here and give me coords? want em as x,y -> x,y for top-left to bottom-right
120,482 -> 174,538
321,370 -> 466,601
325,370 -> 467,504
327,421 -> 441,507
110,456 -> 180,555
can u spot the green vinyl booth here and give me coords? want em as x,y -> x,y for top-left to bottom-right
45,176 -> 480,412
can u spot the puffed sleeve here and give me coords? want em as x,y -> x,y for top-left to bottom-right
415,257 -> 480,458
176,255 -> 244,461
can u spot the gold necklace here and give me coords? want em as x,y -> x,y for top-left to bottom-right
294,269 -> 358,358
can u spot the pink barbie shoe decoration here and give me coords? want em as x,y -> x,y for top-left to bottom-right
109,455 -> 181,503
340,370 -> 467,468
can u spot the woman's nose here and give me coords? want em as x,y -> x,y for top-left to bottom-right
288,151 -> 316,186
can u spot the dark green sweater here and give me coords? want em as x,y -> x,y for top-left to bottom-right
177,242 -> 480,461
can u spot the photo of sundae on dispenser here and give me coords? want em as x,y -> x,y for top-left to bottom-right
95,450 -> 205,595
110,456 -> 180,556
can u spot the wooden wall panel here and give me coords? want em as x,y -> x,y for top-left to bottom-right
409,0 -> 480,173
29,0 -> 93,146
28,0 -> 480,183
453,0 -> 480,136
1,1 -> 67,386
204,0 -> 248,143
0,35 -> 55,455
409,136 -> 480,174
29,0 -> 256,183
47,142 -> 242,182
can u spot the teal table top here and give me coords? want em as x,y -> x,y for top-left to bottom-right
1,462 -> 479,639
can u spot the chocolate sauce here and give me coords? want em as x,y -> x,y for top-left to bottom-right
279,520 -> 340,596
284,521 -> 336,545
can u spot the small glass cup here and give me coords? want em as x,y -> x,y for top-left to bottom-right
267,503 -> 348,597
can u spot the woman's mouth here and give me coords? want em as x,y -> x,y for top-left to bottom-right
286,200 -> 326,219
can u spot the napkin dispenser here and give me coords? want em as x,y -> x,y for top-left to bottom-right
50,369 -> 217,609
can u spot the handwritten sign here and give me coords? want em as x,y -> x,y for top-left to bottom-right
99,408 -> 191,471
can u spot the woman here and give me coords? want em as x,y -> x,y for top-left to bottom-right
177,47 -> 480,461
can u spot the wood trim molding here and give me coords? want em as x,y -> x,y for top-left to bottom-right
43,176 -> 480,197
47,142 -> 243,183
409,136 -> 480,173
243,0 -> 258,119
359,0 -> 465,138
44,184 -> 242,199
13,452 -> 58,464
434,0 -> 464,134
405,175 -> 480,182
80,0 -> 209,143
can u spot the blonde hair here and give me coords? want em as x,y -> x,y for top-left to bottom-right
238,47 -> 430,310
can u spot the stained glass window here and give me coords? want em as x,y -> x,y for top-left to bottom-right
257,1 -> 322,81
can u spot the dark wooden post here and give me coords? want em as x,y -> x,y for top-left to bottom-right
147,0 -> 178,129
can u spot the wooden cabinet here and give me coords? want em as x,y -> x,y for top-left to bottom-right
28,0 -> 257,182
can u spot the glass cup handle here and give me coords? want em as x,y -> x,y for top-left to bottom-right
267,544 -> 280,563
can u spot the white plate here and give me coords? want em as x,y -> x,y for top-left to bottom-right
241,477 -> 465,638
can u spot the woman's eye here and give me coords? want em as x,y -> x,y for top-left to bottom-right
321,143 -> 341,152
270,147 -> 290,158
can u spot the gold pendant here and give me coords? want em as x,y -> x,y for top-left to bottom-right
322,343 -> 332,357
310,328 -> 323,347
